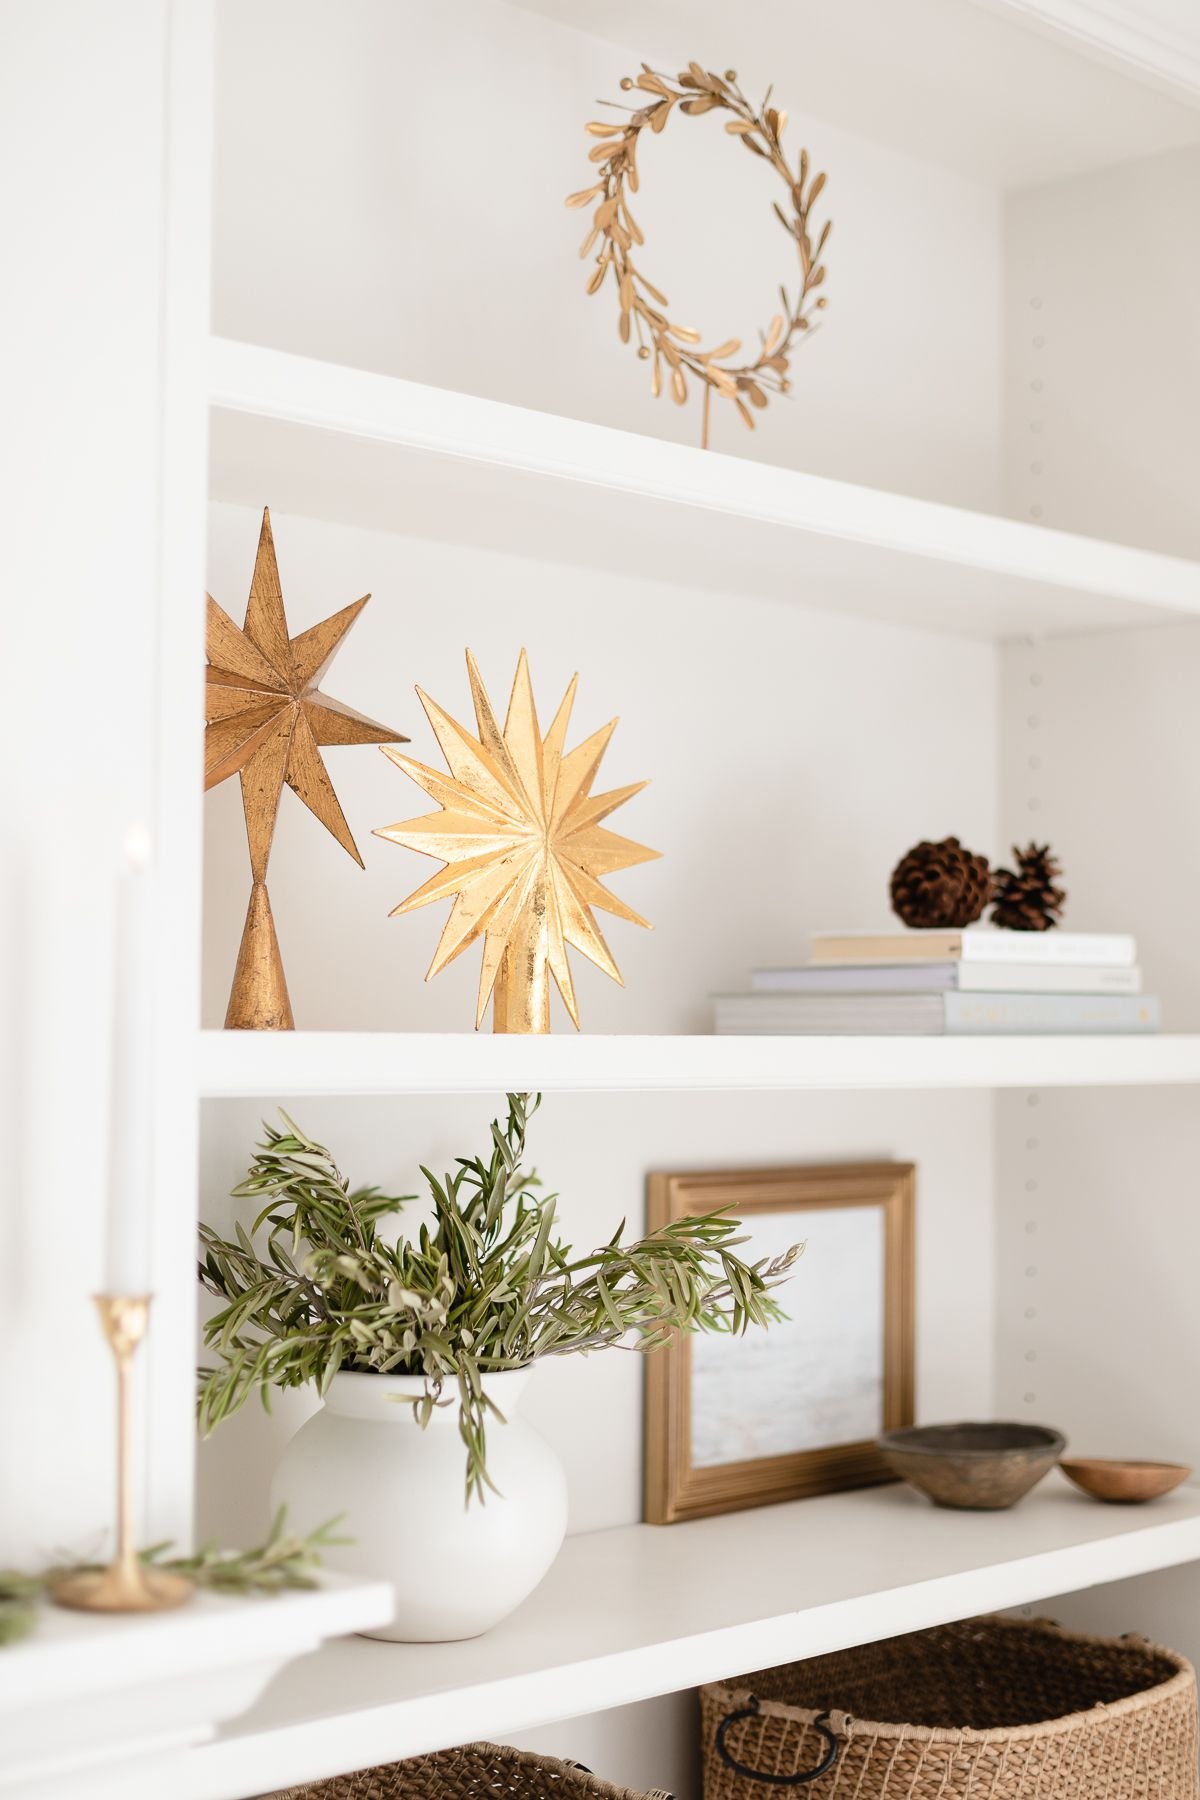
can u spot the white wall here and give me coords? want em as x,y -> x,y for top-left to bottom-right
211,0 -> 1003,511
1004,143 -> 1200,556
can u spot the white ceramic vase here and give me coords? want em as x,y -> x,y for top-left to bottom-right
270,1367 -> 567,1642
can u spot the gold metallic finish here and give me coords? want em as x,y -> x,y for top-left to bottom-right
375,650 -> 659,1033
205,507 -> 406,1029
566,61 -> 831,447
226,880 -> 293,1030
51,1297 -> 194,1615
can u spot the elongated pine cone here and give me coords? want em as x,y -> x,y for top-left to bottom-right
991,841 -> 1066,931
890,836 -> 992,930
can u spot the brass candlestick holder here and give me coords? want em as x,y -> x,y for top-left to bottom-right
52,1296 -> 194,1614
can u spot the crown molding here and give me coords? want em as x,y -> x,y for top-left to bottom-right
984,0 -> 1200,99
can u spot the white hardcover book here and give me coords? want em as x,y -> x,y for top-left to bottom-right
957,930 -> 1137,967
751,963 -> 1142,995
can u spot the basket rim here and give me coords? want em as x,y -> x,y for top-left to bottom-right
452,1742 -> 670,1800
702,1614 -> 1198,1748
267,1739 -> 672,1800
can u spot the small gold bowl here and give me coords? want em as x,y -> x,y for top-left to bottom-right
1059,1458 -> 1191,1504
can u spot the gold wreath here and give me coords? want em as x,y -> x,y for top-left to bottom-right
567,61 -> 831,444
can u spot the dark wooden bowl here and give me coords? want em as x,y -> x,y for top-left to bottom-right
879,1421 -> 1066,1510
1060,1457 -> 1191,1504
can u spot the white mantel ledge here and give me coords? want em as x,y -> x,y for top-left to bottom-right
0,1572 -> 394,1798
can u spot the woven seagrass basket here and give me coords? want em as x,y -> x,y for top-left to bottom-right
265,1740 -> 673,1800
701,1615 -> 1199,1798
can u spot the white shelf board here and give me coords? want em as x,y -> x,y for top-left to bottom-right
208,337 -> 1200,642
187,1476 -> 1200,1799
197,1029 -> 1200,1099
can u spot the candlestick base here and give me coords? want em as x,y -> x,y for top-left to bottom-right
49,1292 -> 195,1616
52,1561 -> 194,1614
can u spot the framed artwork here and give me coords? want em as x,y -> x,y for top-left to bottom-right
644,1161 -> 915,1524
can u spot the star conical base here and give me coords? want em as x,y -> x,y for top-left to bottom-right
492,942 -> 551,1034
225,881 -> 294,1031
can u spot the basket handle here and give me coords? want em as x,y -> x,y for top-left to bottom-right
715,1697 -> 839,1787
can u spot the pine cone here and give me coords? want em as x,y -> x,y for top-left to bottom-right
890,836 -> 992,930
991,842 -> 1066,931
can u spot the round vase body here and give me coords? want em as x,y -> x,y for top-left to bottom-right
270,1368 -> 567,1642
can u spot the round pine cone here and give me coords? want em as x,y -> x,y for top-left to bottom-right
991,842 -> 1066,931
890,836 -> 992,930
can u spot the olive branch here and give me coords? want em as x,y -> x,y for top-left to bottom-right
567,59 -> 831,441
0,1510 -> 342,1649
198,1093 -> 800,1504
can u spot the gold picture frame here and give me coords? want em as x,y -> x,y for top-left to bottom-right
644,1161 -> 915,1524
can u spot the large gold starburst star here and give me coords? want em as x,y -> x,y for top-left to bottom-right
375,651 -> 659,1032
205,507 -> 406,881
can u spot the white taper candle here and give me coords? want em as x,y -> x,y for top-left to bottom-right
103,827 -> 154,1294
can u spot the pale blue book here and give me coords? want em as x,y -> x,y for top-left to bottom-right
714,992 -> 1161,1035
751,962 -> 1142,995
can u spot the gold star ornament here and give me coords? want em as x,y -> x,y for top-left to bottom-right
206,507 -> 406,1029
375,651 -> 659,1032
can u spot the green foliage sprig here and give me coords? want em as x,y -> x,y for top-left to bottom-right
198,1093 -> 800,1503
0,1510 -> 341,1649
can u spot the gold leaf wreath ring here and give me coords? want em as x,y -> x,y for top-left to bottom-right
567,61 -> 831,448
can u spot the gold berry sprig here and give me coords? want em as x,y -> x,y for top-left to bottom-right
566,61 -> 831,441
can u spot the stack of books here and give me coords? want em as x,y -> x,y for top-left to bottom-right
714,929 -> 1160,1035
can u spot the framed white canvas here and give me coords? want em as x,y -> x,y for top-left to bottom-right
644,1163 -> 915,1524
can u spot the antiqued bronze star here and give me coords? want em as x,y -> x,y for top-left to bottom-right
375,650 -> 658,1033
206,506 -> 406,1028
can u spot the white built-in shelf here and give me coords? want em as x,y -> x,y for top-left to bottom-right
197,1028 -> 1200,1099
188,1476 -> 1200,1800
208,336 -> 1200,642
1,1574 -> 393,1799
